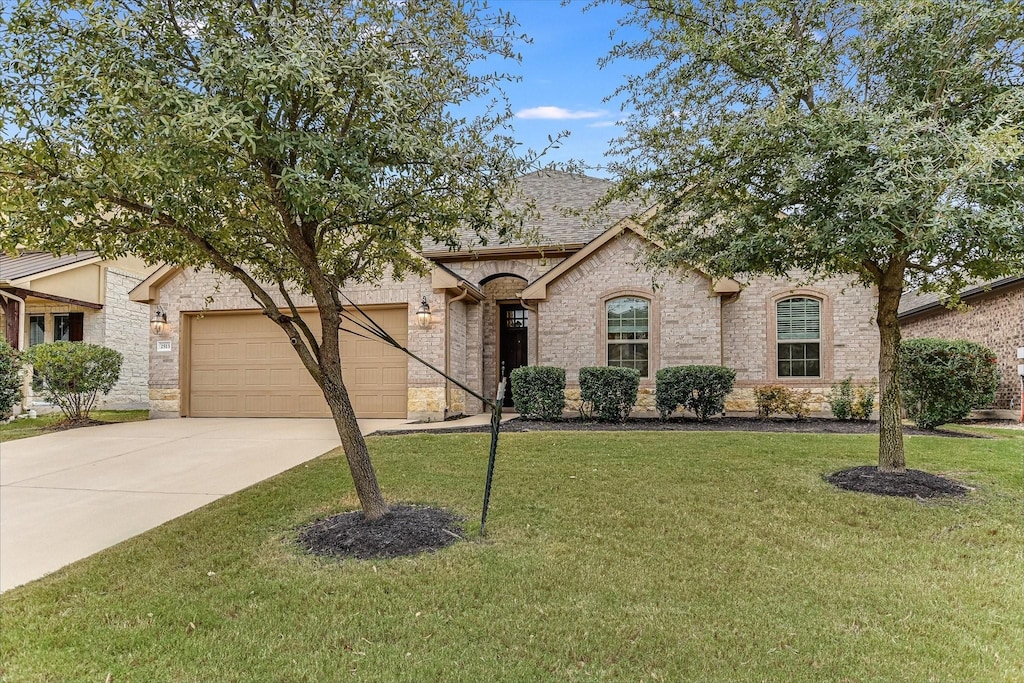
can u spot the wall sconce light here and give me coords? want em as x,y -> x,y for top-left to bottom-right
151,306 -> 168,334
416,296 -> 432,328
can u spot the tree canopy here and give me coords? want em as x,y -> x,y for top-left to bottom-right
1,0 -> 542,518
599,0 -> 1024,471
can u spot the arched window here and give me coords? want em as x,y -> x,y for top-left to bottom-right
776,297 -> 821,377
607,296 -> 649,377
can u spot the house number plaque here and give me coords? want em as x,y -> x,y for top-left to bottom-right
156,341 -> 172,353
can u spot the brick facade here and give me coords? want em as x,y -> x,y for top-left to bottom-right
144,238 -> 881,420
901,282 -> 1024,410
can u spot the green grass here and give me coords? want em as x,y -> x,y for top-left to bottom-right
2,431 -> 1022,682
0,410 -> 149,442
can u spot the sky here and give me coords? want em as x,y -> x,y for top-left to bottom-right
480,1 -> 643,177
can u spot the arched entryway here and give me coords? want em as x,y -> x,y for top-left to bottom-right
480,273 -> 529,407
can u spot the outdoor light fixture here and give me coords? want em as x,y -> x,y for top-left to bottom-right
150,306 -> 168,334
416,296 -> 432,328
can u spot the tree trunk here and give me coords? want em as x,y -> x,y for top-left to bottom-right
314,300 -> 390,520
876,265 -> 906,473
321,366 -> 390,520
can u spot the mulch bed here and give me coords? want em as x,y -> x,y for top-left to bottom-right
825,466 -> 970,499
48,417 -> 108,431
376,416 -> 980,438
297,504 -> 465,560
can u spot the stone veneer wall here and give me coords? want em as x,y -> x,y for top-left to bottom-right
148,268 -> 447,420
98,269 -> 150,408
901,283 -> 1024,410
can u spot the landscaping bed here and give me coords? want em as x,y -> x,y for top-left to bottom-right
378,415 -> 979,437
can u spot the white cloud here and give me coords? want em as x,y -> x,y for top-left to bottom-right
516,106 -> 606,120
587,120 -> 620,128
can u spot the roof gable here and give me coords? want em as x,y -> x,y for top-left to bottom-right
521,219 -> 739,300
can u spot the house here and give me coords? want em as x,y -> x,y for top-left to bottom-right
900,276 -> 1024,416
129,171 -> 880,420
0,251 -> 157,410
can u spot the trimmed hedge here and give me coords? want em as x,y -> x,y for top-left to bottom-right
656,365 -> 736,421
579,366 -> 639,422
0,340 -> 21,418
510,366 -> 565,420
24,341 -> 122,421
900,338 -> 998,429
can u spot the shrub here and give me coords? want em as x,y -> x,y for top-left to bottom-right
852,381 -> 877,420
827,377 -> 854,420
0,340 -> 21,418
579,366 -> 640,422
510,366 -> 565,420
784,389 -> 813,419
900,338 -> 999,429
828,376 -> 878,420
23,341 -> 122,422
753,384 -> 790,418
656,365 -> 736,421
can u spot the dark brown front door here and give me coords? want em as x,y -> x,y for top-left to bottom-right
499,304 -> 528,407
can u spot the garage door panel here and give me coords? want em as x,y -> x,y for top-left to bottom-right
189,308 -> 408,418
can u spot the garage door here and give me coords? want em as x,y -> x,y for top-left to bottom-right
188,307 -> 408,418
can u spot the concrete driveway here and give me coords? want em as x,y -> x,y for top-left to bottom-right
0,417 -> 405,593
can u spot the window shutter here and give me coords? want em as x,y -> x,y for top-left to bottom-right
777,298 -> 820,340
69,312 -> 85,342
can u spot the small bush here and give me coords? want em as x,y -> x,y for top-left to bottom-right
852,381 -> 876,420
656,365 -> 736,421
784,389 -> 813,419
900,338 -> 998,429
828,376 -> 877,420
827,377 -> 854,420
579,366 -> 640,422
23,341 -> 122,422
510,366 -> 565,420
753,385 -> 790,418
0,340 -> 21,418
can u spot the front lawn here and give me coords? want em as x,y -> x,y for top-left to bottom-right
0,410 -> 149,442
2,431 -> 1021,682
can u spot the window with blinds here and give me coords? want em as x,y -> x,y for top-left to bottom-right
607,297 -> 649,377
776,297 -> 820,377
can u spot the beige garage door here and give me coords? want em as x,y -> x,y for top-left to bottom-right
188,308 -> 408,418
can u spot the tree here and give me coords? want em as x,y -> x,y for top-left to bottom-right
598,0 -> 1024,472
1,0 -> 539,519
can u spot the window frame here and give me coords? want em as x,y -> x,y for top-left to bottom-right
28,315 -> 45,347
597,289 -> 658,381
766,289 -> 833,383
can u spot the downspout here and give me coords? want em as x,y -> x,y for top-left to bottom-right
0,289 -> 27,350
1,289 -> 30,410
719,291 -> 739,367
445,283 -> 472,415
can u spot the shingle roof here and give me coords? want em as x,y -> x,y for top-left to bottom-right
0,251 -> 99,283
898,275 -> 1024,318
424,170 -> 642,253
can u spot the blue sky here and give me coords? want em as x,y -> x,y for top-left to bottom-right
484,1 -> 642,177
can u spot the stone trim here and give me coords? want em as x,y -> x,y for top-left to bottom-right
765,287 -> 835,383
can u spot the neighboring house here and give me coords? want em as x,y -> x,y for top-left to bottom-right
900,276 -> 1024,415
0,251 -> 157,410
130,171 -> 880,421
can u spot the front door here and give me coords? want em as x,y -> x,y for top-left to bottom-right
499,304 -> 529,407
